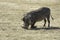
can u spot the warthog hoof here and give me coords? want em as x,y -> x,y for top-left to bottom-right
31,26 -> 37,29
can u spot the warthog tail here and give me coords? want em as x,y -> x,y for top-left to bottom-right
51,15 -> 54,20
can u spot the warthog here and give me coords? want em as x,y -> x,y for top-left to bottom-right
22,7 -> 54,29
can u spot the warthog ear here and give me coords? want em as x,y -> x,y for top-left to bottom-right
21,14 -> 26,21
23,17 -> 25,21
21,17 -> 24,21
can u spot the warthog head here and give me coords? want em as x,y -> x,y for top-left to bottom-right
22,16 -> 30,29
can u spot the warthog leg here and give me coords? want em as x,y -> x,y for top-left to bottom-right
43,18 -> 46,27
31,21 -> 36,28
47,15 -> 50,28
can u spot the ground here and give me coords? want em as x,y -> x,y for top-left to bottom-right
0,0 -> 60,40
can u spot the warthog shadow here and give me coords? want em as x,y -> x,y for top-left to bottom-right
22,26 -> 60,30
30,26 -> 60,30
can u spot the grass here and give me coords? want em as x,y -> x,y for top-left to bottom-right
0,0 -> 60,40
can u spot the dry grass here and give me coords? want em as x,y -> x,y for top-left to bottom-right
0,0 -> 60,40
